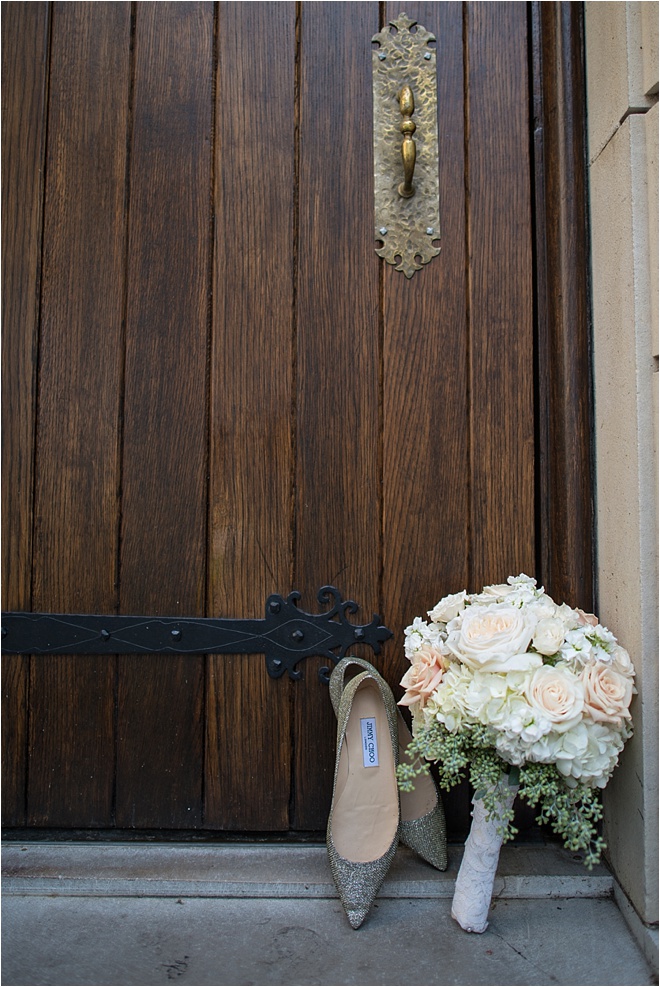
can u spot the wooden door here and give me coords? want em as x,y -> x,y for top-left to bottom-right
2,2 -> 593,836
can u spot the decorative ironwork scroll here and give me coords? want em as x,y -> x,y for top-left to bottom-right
1,586 -> 392,683
372,13 -> 441,278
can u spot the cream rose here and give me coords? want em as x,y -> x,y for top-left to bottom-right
445,604 -> 540,672
611,644 -> 635,679
532,617 -> 565,656
428,591 -> 467,623
398,646 -> 446,709
481,582 -> 513,599
526,664 -> 584,731
581,662 -> 633,725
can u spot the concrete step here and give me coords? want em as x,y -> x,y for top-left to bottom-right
2,840 -> 613,900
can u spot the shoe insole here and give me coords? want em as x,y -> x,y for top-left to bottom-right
332,678 -> 399,863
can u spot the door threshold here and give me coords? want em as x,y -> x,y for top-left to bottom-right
2,840 -> 613,901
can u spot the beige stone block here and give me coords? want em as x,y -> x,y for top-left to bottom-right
590,114 -> 658,924
647,102 -> 658,361
640,0 -> 659,96
586,3 -> 632,159
586,2 -> 656,161
647,105 -> 659,510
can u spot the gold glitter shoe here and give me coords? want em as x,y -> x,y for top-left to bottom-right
330,657 -> 447,871
326,665 -> 400,929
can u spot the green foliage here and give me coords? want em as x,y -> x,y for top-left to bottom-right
397,720 -> 606,868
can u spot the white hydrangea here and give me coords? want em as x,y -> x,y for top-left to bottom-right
404,616 -> 445,659
426,662 -> 474,732
527,593 -> 561,622
560,624 -> 616,667
508,574 -> 539,589
506,573 -> 545,607
554,720 -> 626,788
555,603 -> 581,632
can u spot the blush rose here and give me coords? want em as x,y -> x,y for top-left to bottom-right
526,664 -> 585,731
581,662 -> 633,724
398,646 -> 446,709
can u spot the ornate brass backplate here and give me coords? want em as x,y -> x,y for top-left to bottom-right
372,13 -> 440,278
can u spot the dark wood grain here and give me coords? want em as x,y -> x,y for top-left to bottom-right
205,1 -> 296,831
532,2 -> 594,612
1,1 -> 49,613
115,2 -> 214,829
382,1 -> 470,835
382,1 -> 468,676
293,1 -> 382,831
2,654 -> 29,826
1,2 -> 593,838
1,1 -> 50,826
27,2 -> 131,826
466,2 -> 535,590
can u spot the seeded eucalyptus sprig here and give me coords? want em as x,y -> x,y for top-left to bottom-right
397,720 -> 606,867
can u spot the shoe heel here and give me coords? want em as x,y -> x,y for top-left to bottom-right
398,713 -> 447,870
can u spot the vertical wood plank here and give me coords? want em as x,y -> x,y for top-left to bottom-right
116,2 -> 214,829
28,2 -> 131,826
382,1 -> 469,666
382,1 -> 470,836
1,655 -> 29,825
1,1 -> 50,612
206,2 -> 296,831
467,3 -> 535,589
294,1 -> 381,831
533,2 -> 594,611
1,1 -> 50,827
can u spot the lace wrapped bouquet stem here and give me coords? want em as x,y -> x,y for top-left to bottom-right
452,775 -> 518,933
396,574 -> 635,933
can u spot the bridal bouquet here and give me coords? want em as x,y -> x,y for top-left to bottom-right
397,574 -> 635,932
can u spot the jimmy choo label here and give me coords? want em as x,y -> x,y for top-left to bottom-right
360,717 -> 379,767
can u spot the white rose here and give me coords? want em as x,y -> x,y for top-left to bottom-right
611,644 -> 635,679
428,591 -> 467,623
581,662 -> 633,725
445,603 -> 540,672
469,583 -> 514,604
525,664 -> 584,732
532,617 -> 566,656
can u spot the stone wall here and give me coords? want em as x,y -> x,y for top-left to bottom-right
585,0 -> 658,929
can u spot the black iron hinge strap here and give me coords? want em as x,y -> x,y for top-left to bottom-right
1,586 -> 392,683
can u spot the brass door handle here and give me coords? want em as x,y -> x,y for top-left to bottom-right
372,13 -> 440,277
398,86 -> 416,198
